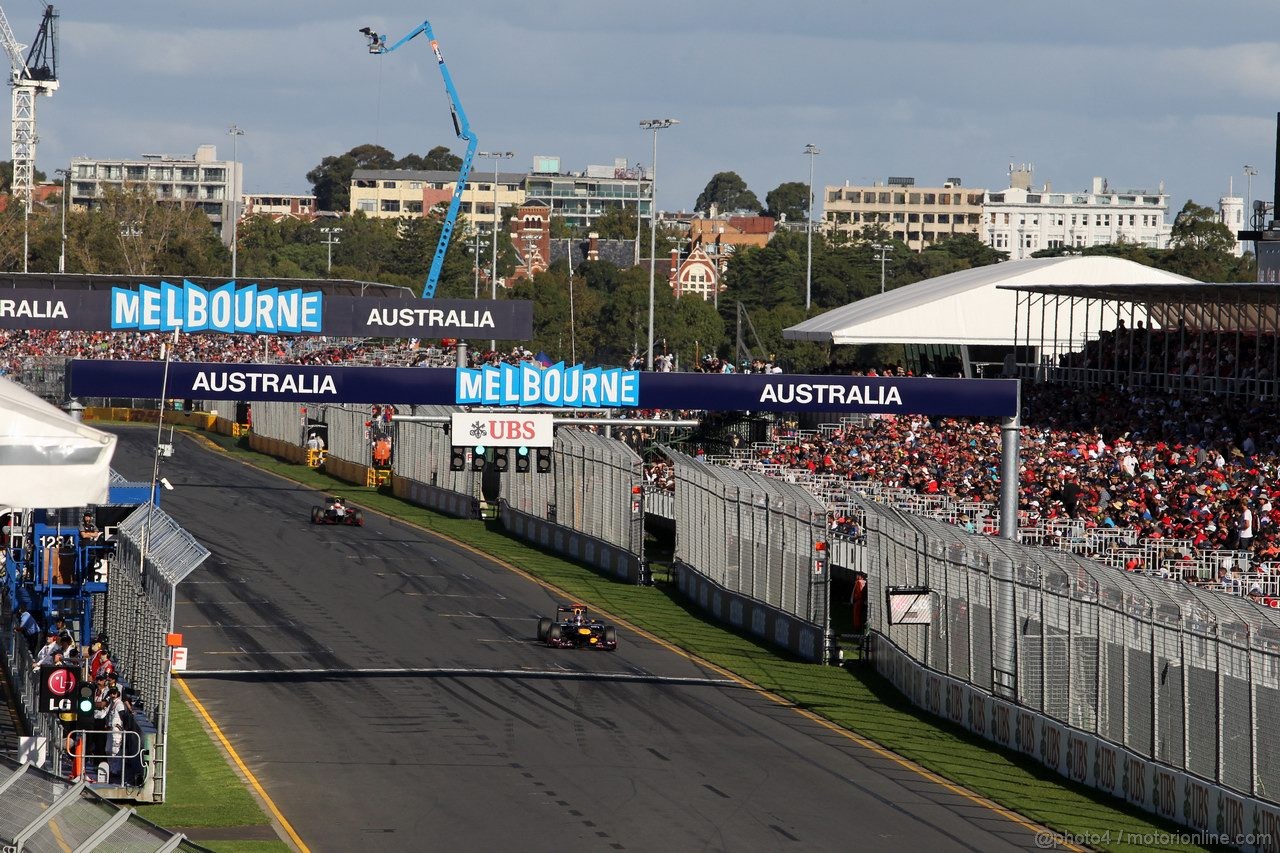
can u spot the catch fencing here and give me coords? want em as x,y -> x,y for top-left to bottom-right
249,399 -> 306,445
858,491 -> 1280,809
668,448 -> 829,654
502,427 -> 643,556
105,503 -> 210,802
393,406 -> 479,497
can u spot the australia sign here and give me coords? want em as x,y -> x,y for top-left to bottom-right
0,284 -> 532,340
69,360 -> 1019,417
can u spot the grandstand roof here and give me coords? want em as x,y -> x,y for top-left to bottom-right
783,256 -> 1197,346
0,272 -> 415,299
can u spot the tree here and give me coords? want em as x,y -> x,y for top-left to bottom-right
1162,200 -> 1252,281
306,144 -> 396,212
0,161 -> 48,195
1169,201 -> 1237,254
394,146 -> 462,172
764,181 -> 809,225
694,172 -> 760,215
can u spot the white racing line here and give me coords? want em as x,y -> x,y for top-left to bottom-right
176,666 -> 740,687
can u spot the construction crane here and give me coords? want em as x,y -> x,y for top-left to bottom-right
360,21 -> 476,299
0,4 -> 57,211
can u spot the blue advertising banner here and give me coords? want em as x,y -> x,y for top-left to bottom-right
69,360 -> 1019,416
0,286 -> 533,340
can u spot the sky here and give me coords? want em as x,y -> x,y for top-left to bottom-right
26,0 -> 1280,220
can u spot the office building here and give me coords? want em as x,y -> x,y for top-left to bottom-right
982,167 -> 1172,260
823,177 -> 986,251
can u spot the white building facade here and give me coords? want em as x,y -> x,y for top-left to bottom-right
69,144 -> 240,244
982,170 -> 1172,260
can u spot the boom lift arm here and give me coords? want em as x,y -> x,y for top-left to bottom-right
361,22 -> 477,299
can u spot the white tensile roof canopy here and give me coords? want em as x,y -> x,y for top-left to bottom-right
783,256 -> 1197,346
0,374 -> 116,507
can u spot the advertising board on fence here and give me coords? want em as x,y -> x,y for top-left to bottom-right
871,635 -> 1280,852
70,361 -> 1019,417
0,285 -> 533,340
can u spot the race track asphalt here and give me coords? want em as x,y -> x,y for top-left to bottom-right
110,427 -> 1049,853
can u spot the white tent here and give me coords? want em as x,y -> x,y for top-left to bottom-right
0,375 -> 116,507
784,256 -> 1197,346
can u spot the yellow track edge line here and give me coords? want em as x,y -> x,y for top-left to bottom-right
191,435 -> 1081,852
177,679 -> 309,852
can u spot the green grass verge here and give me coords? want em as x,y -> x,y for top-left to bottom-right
136,688 -> 289,852
177,429 -> 1230,852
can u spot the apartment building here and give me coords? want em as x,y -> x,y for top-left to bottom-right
243,193 -> 316,221
823,177 -> 985,251
69,144 -> 240,244
523,157 -> 651,231
348,156 -> 652,234
983,168 -> 1172,260
349,168 -> 526,233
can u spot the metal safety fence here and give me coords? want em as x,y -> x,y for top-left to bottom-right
248,399 -> 305,444
315,404 -> 377,466
502,427 -> 644,556
858,492 -> 1280,803
105,504 -> 210,803
668,448 -> 828,626
393,407 -> 480,497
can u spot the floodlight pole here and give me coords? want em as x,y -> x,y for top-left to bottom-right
804,144 -> 820,310
639,118 -> 679,370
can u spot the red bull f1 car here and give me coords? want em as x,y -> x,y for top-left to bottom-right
537,605 -> 618,650
310,496 -> 365,526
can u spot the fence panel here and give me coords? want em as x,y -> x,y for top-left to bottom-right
669,448 -> 826,626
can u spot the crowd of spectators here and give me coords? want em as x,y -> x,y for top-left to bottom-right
1067,322 -> 1280,388
15,605 -> 144,784
744,382 -> 1280,574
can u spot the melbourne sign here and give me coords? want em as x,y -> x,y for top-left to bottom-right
0,284 -> 532,340
69,361 -> 1019,417
455,363 -> 640,408
450,413 -> 554,448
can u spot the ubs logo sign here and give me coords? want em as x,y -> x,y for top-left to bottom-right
1041,724 -> 1061,771
993,704 -> 1012,746
1094,743 -> 1117,792
1153,768 -> 1177,819
966,692 -> 987,736
926,676 -> 942,715
946,683 -> 964,724
1123,755 -> 1147,805
1015,712 -> 1036,755
1066,733 -> 1088,783
1218,792 -> 1244,840
1184,780 -> 1210,830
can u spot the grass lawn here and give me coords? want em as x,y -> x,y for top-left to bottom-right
158,428 -> 1233,852
135,687 -> 289,852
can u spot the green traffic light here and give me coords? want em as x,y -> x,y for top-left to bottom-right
518,446 -> 529,456
474,444 -> 486,455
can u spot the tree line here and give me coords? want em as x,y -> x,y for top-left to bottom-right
0,149 -> 1257,373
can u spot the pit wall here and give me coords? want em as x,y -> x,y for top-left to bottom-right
871,635 -> 1280,852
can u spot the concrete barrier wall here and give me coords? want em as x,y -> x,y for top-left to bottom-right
392,476 -> 478,519
672,560 -> 823,662
870,635 -> 1280,852
500,500 -> 640,585
84,407 -> 216,430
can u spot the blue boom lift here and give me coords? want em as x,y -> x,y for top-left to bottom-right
360,21 -> 477,299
